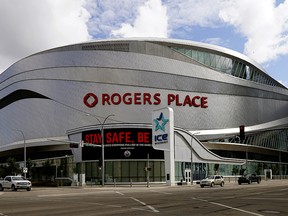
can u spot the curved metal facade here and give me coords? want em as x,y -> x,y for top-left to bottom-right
0,38 -> 288,167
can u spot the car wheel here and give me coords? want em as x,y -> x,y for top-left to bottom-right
200,185 -> 204,188
220,182 -> 224,187
27,187 -> 31,191
11,185 -> 17,191
257,179 -> 260,184
238,181 -> 241,185
0,184 -> 3,191
210,182 -> 214,187
248,179 -> 252,184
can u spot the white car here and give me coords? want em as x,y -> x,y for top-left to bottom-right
200,175 -> 224,188
0,176 -> 32,191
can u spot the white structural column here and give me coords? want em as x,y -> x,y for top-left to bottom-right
152,107 -> 175,186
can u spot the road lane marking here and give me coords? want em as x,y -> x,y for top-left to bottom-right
38,191 -> 114,197
115,191 -> 125,196
193,197 -> 264,216
130,197 -> 159,213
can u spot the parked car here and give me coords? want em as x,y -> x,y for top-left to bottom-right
238,174 -> 261,185
0,176 -> 32,191
200,175 -> 224,188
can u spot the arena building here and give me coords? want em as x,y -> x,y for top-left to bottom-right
0,38 -> 287,185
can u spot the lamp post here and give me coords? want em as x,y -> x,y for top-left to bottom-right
16,130 -> 26,178
86,114 -> 115,186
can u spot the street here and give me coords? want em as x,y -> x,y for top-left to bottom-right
0,180 -> 288,216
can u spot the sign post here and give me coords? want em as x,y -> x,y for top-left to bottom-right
152,107 -> 175,186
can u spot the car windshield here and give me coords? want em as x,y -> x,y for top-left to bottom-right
12,176 -> 25,181
207,176 -> 214,179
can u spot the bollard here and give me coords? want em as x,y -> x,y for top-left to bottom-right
130,179 -> 132,187
114,179 -> 116,187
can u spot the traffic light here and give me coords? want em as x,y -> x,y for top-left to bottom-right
70,143 -> 79,148
239,125 -> 245,143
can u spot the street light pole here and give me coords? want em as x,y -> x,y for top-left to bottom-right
16,130 -> 26,178
87,114 -> 115,186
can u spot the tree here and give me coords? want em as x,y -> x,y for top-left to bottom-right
26,158 -> 36,179
0,164 -> 6,178
232,166 -> 239,175
6,157 -> 21,175
214,164 -> 219,175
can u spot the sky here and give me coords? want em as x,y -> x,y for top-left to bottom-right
0,0 -> 288,86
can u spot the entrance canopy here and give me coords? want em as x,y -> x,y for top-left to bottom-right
67,123 -> 245,165
175,127 -> 245,165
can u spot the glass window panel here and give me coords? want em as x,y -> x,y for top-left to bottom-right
152,161 -> 159,182
113,161 -> 121,181
219,57 -> 226,72
209,54 -> 216,68
85,162 -> 92,178
91,162 -> 98,178
138,161 -> 146,182
130,161 -> 138,180
174,162 -> 181,181
186,49 -> 192,57
121,161 -> 130,182
105,161 -> 113,182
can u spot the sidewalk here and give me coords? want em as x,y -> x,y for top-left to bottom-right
33,178 -> 288,191
88,178 -> 288,188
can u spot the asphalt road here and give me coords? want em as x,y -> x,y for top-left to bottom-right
0,180 -> 288,216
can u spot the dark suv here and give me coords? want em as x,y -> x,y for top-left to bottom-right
238,174 -> 261,184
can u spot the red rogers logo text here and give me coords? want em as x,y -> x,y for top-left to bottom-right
83,92 -> 208,108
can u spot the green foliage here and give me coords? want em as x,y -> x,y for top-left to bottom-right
232,166 -> 239,175
0,164 -> 6,178
26,158 -> 36,179
6,157 -> 21,175
0,157 -> 21,177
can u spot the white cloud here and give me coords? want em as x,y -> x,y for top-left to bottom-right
202,38 -> 228,46
1,0 -> 287,74
0,0 -> 91,73
166,0 -> 228,28
111,0 -> 168,38
219,0 -> 288,64
164,0 -> 288,64
85,0 -> 146,38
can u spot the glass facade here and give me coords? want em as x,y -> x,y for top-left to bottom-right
84,160 -> 165,183
172,47 -> 284,88
219,129 -> 288,153
205,128 -> 288,178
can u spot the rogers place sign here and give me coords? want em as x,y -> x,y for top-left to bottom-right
83,92 -> 208,108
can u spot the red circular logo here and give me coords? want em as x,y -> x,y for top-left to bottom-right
83,93 -> 98,108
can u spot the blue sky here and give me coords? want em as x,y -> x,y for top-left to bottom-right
1,0 -> 288,86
